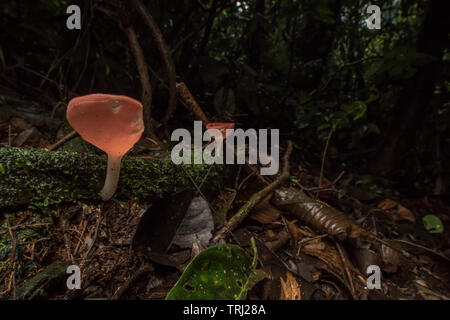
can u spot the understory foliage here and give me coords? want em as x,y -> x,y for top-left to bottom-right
0,0 -> 448,187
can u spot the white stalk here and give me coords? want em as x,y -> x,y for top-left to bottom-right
100,155 -> 123,200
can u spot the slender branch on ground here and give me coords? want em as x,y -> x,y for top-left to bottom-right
213,141 -> 293,242
46,130 -> 77,151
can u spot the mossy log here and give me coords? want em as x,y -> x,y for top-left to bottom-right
0,147 -> 221,209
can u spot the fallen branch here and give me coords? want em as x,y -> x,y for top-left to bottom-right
213,141 -> 293,241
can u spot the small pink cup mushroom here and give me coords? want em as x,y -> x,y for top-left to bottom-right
206,122 -> 235,142
66,93 -> 144,200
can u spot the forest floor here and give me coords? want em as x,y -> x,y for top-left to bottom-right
0,107 -> 449,300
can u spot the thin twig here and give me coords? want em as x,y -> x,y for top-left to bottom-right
213,141 -> 293,242
46,130 -> 77,151
0,222 -> 51,235
74,220 -> 88,257
111,263 -> 153,300
179,165 -> 216,215
81,206 -> 112,263
319,128 -> 333,188
297,170 -> 345,192
7,220 -> 16,267
335,241 -> 356,299
391,239 -> 450,261
7,218 -> 17,299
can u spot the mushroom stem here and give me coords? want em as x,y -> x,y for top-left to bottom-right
100,155 -> 123,200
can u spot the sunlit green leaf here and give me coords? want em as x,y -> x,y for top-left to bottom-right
166,244 -> 253,300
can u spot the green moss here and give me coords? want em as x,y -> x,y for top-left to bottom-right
61,136 -> 96,153
0,147 -> 222,209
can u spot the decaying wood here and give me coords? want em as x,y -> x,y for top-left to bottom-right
0,147 -> 220,209
213,141 -> 293,241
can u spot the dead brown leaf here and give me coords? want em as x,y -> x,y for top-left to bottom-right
396,205 -> 415,223
378,199 -> 397,211
280,271 -> 301,300
303,240 -> 326,251
250,193 -> 281,224
265,229 -> 276,239
286,220 -> 303,241
13,127 -> 39,147
378,199 -> 415,223
10,117 -> 31,130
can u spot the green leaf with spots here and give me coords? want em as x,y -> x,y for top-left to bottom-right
166,244 -> 253,300
422,215 -> 444,234
0,163 -> 5,174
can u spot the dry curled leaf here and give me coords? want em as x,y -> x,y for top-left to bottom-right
378,198 -> 397,210
273,188 -> 373,240
280,271 -> 301,300
250,193 -> 281,224
303,240 -> 326,251
378,199 -> 415,223
286,220 -> 303,241
172,196 -> 214,249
